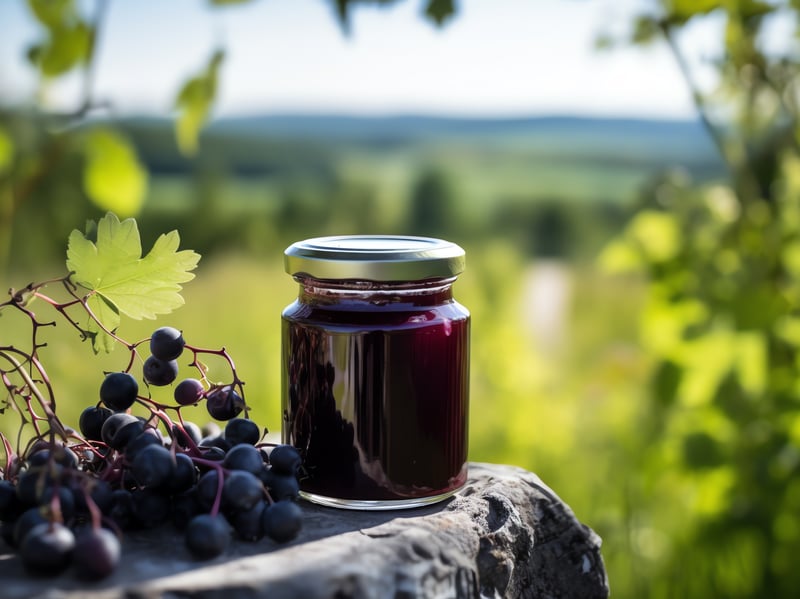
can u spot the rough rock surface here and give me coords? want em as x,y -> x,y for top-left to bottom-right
0,462 -> 609,599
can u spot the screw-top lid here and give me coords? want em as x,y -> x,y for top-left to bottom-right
284,235 -> 465,282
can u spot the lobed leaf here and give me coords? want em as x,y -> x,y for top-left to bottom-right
66,213 -> 201,352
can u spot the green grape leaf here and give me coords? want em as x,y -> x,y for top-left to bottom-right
425,0 -> 456,26
174,50 -> 224,156
83,128 -> 147,217
66,213 -> 201,352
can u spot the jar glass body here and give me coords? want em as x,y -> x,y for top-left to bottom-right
281,276 -> 470,510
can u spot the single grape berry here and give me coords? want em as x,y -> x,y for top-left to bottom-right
261,500 -> 302,543
130,444 -> 175,488
185,514 -> 230,559
174,378 -> 205,406
99,372 -> 139,412
205,386 -> 245,421
222,471 -> 263,512
150,326 -> 185,361
223,444 -> 264,475
143,355 -> 179,386
268,445 -> 303,476
224,418 -> 261,446
72,528 -> 121,580
79,405 -> 113,441
19,522 -> 75,575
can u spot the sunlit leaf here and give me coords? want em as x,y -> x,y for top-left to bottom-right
733,332 -> 766,394
66,213 -> 201,351
174,50 -> 224,156
628,210 -> 681,263
26,0 -> 92,77
425,0 -> 456,26
667,0 -> 722,21
597,238 -> 643,273
83,128 -> 147,217
641,295 -> 707,357
0,126 -> 13,175
39,22 -> 92,77
27,0 -> 73,29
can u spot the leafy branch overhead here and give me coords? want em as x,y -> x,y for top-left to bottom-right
66,213 -> 201,352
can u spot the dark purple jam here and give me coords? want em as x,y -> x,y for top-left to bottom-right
281,280 -> 470,504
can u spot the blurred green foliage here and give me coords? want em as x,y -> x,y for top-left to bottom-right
2,1 -> 800,598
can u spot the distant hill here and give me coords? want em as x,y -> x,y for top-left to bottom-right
116,112 -> 724,185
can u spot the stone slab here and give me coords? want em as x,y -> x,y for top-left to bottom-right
0,463 -> 609,599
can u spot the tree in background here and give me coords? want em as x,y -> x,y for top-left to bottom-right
599,1 -> 800,596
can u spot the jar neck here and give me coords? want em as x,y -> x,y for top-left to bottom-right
295,276 -> 456,306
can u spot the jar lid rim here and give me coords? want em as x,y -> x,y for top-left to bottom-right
284,235 -> 465,281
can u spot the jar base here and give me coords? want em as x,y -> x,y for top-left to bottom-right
300,486 -> 463,511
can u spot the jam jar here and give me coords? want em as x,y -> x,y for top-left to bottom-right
281,235 -> 470,510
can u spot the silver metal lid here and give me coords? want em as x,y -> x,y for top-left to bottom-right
284,235 -> 465,281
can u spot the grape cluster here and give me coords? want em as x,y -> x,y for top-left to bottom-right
0,326 -> 303,579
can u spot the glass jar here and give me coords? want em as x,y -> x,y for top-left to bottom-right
281,235 -> 470,510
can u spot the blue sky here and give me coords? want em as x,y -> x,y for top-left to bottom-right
0,0 -> 726,119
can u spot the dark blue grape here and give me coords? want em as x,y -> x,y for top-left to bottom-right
72,479 -> 114,516
109,489 -> 136,530
39,486 -> 76,521
200,435 -> 232,453
261,500 -> 302,543
79,405 -> 114,442
0,480 -> 22,521
168,453 -> 199,494
20,522 -> 75,575
150,326 -> 185,361
124,429 -> 163,460
99,372 -> 139,412
72,527 -> 121,580
268,445 -> 302,476
205,386 -> 244,421
185,514 -> 230,559
222,471 -> 263,512
174,378 -> 204,406
196,470 -> 221,511
172,421 -> 203,448
231,501 -> 266,542
130,444 -> 174,488
222,444 -> 264,475
143,355 -> 179,386
224,418 -> 261,446
13,507 -> 48,547
260,468 -> 300,502
101,413 -> 144,450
